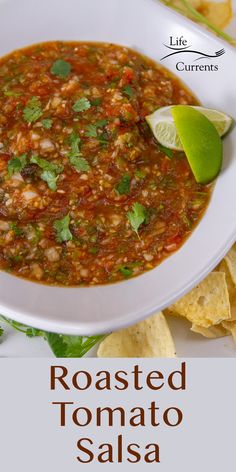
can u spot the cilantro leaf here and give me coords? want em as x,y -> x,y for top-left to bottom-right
41,170 -> 59,191
69,155 -> 90,172
4,90 -> 21,97
73,97 -> 91,113
85,124 -> 97,138
68,132 -> 90,172
0,315 -> 105,357
45,332 -> 105,357
127,202 -> 148,236
116,174 -> 131,195
30,155 -> 63,191
50,59 -> 71,79
98,132 -> 109,146
159,144 -> 173,159
41,118 -> 53,129
10,223 -> 24,237
0,316 -> 43,337
91,97 -> 102,106
30,155 -> 63,174
8,154 -> 27,176
54,214 -> 73,243
119,266 -> 133,277
69,131 -> 81,155
123,84 -> 134,98
135,169 -> 146,179
96,119 -> 108,128
0,326 -> 4,338
85,119 -> 108,138
23,96 -> 43,123
85,120 -> 108,138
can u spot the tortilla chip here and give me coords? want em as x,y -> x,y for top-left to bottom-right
170,0 -> 202,10
167,272 -> 231,328
166,0 -> 232,29
222,321 -> 236,344
199,1 -> 232,29
97,312 -> 176,358
217,260 -> 236,321
191,323 -> 230,338
225,244 -> 236,285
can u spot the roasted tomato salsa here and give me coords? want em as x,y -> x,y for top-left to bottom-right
0,42 -> 211,286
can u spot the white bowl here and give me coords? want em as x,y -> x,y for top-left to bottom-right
0,0 -> 235,335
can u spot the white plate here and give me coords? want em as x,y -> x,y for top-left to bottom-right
0,0 -> 235,336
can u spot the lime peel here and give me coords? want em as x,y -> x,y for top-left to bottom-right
171,105 -> 223,184
146,105 -> 232,152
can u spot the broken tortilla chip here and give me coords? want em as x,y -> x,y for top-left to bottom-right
225,244 -> 236,285
169,0 -> 202,10
222,321 -> 236,344
199,1 -> 232,29
97,312 -> 176,358
191,323 -> 230,338
217,260 -> 236,321
167,272 -> 231,328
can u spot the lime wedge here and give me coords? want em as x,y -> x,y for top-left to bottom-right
146,105 -> 232,151
171,105 -> 222,184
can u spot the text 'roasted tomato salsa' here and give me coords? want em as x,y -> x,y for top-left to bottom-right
0,42 -> 211,286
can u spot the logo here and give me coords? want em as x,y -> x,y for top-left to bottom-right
161,36 -> 225,72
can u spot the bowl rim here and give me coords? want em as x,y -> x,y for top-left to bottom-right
0,0 -> 236,335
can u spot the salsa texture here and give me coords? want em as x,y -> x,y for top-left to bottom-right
0,41 -> 211,286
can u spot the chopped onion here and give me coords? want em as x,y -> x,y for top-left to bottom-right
40,138 -> 55,151
22,190 -> 38,201
0,220 -> 9,231
31,263 -> 43,280
11,172 -> 24,182
45,247 -> 60,262
143,253 -> 154,262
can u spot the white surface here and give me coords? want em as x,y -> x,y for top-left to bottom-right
1,316 -> 236,358
0,0 -> 236,356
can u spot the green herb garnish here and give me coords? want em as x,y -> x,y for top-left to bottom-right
10,223 -> 24,237
41,171 -> 59,191
69,131 -> 81,154
68,132 -> 90,172
85,120 -> 108,139
45,333 -> 105,357
30,155 -> 63,173
159,144 -> 174,159
73,97 -> 91,113
91,97 -> 102,106
4,90 -> 21,97
119,265 -> 133,277
122,84 -> 134,98
70,155 -> 90,172
41,118 -> 53,129
23,96 -> 43,123
8,154 -> 27,176
51,59 -> 71,79
96,119 -> 109,128
85,124 -> 97,138
116,174 -> 131,195
98,132 -> 109,146
135,170 -> 146,179
89,247 -> 99,255
54,214 -> 73,243
30,155 -> 63,191
0,315 -> 104,357
127,202 -> 148,236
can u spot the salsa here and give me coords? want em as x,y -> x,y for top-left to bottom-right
0,41 -> 211,286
